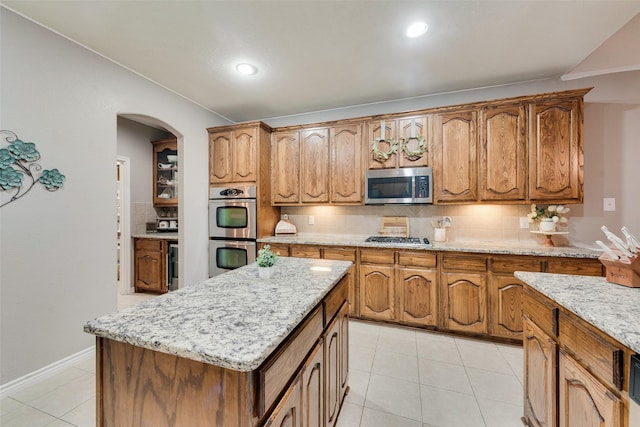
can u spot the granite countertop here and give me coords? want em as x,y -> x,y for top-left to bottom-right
515,272 -> 640,354
84,257 -> 352,371
132,232 -> 178,240
258,234 -> 600,259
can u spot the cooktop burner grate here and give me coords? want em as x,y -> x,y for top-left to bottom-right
365,236 -> 430,244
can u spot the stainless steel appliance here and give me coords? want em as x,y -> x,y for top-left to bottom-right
167,242 -> 179,291
208,185 -> 257,277
365,166 -> 432,204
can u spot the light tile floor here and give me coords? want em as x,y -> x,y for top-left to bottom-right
0,318 -> 524,427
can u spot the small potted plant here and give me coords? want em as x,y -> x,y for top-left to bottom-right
256,244 -> 279,278
527,204 -> 570,232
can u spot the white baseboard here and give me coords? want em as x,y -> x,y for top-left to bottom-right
0,347 -> 95,400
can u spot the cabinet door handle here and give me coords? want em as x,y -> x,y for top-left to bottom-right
613,349 -> 623,390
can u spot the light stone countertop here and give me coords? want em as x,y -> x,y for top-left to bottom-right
515,272 -> 640,354
258,234 -> 600,259
84,257 -> 352,371
132,232 -> 178,240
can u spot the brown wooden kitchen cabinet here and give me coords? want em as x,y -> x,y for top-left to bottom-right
300,340 -> 324,427
365,118 -> 398,169
134,238 -> 168,294
324,303 -> 348,427
152,138 -> 178,207
272,123 -> 363,205
359,263 -> 395,322
209,123 -> 272,185
528,96 -> 583,203
263,376 -> 301,427
365,115 -> 429,170
432,109 -> 478,203
479,103 -> 527,201
523,317 -> 557,427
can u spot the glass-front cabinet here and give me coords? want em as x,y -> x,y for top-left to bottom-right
152,138 -> 178,206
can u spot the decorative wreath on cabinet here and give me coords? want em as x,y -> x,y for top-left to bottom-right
371,138 -> 398,161
399,135 -> 427,160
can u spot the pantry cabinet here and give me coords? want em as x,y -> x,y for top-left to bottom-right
479,104 -> 527,201
209,125 -> 264,185
432,110 -> 478,203
528,97 -> 583,203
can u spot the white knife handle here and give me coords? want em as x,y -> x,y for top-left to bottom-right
596,240 -> 619,261
621,227 -> 640,252
606,233 -> 634,258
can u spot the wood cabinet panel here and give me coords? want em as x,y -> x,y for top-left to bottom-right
324,310 -> 341,427
134,238 -> 166,294
441,272 -> 487,333
433,110 -> 478,203
135,238 -> 163,251
330,124 -> 362,203
397,251 -> 437,268
529,98 -> 582,202
491,256 -> 541,274
324,278 -> 348,326
339,305 -> 349,401
523,318 -> 557,427
366,119 -> 397,169
272,131 -> 301,204
232,127 -> 258,183
398,115 -> 429,168
480,104 -> 526,201
264,377 -> 301,427
209,132 -> 233,184
398,268 -> 438,327
359,264 -> 395,321
360,249 -> 394,265
489,276 -> 524,339
300,341 -> 323,427
266,243 -> 291,257
301,128 -> 330,203
545,259 -> 603,277
523,288 -> 557,338
290,245 -> 322,259
559,351 -> 622,427
442,253 -> 487,272
323,247 -> 357,262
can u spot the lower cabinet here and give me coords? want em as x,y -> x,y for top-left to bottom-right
523,287 -> 629,427
265,379 -> 301,427
301,341 -> 324,427
489,276 -> 525,339
324,304 -> 348,427
359,263 -> 395,321
134,238 -> 169,293
441,272 -> 488,334
397,267 -> 438,327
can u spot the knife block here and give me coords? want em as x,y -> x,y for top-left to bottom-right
599,250 -> 640,288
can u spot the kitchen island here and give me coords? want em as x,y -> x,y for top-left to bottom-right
515,272 -> 640,427
85,257 -> 352,427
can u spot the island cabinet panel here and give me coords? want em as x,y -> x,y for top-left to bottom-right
259,307 -> 323,417
264,377 -> 301,427
559,351 -> 622,427
441,272 -> 488,334
359,264 -> 395,321
301,128 -> 330,203
98,338 -> 254,427
479,104 -> 526,201
324,303 -> 348,427
300,341 -> 324,427
397,267 -> 438,327
523,318 -> 557,427
272,131 -> 301,204
433,110 -> 478,203
528,98 -> 582,202
330,124 -> 363,203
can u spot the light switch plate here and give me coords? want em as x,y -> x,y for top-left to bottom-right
604,198 -> 616,211
519,217 -> 530,229
308,215 -> 315,225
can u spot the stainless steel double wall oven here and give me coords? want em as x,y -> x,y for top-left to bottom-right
208,185 -> 257,277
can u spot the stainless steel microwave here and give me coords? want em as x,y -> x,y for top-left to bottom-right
365,167 -> 433,204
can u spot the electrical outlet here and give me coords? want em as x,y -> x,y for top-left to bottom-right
308,215 -> 315,225
604,198 -> 616,212
519,217 -> 530,229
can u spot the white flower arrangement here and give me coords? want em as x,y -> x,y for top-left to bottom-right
527,204 -> 570,224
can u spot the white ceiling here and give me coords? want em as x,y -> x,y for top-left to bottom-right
3,1 -> 640,123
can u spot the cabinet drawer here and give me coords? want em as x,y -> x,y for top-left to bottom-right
258,306 -> 323,417
324,276 -> 348,325
523,288 -> 557,338
546,259 -> 603,277
134,238 -> 163,251
323,247 -> 357,262
290,245 -> 321,259
360,249 -> 394,265
442,254 -> 487,272
266,243 -> 290,257
491,257 -> 541,274
397,251 -> 436,268
559,312 -> 624,390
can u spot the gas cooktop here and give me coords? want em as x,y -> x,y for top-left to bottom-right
365,236 -> 430,244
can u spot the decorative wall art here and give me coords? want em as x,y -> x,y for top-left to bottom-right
0,130 -> 66,208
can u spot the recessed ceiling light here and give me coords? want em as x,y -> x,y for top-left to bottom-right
406,22 -> 428,38
236,63 -> 258,75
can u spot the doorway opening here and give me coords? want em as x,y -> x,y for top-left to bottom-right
116,156 -> 131,295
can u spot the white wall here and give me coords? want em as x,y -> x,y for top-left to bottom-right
0,9 -> 230,384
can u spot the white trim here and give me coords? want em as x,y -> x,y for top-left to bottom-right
117,156 -> 133,294
0,347 -> 95,400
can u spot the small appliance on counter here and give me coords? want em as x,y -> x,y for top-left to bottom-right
275,214 -> 297,236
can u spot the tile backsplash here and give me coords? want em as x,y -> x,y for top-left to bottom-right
132,203 -> 157,234
281,204 -> 565,246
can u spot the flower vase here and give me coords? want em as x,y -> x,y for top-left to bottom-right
539,218 -> 556,233
258,266 -> 274,279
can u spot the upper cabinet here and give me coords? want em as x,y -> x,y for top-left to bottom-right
152,138 -> 178,207
208,122 -> 272,185
433,110 -> 478,203
528,96 -> 583,202
480,104 -> 527,201
272,122 -> 363,205
365,115 -> 429,170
